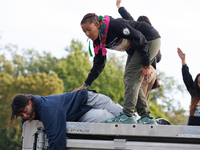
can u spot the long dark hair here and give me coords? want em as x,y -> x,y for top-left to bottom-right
9,94 -> 36,127
189,73 -> 200,116
137,16 -> 152,25
80,13 -> 101,25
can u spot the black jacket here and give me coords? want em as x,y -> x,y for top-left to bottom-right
182,64 -> 200,126
85,16 -> 160,86
118,6 -> 161,69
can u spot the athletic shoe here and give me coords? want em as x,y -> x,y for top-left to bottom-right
106,112 -> 137,124
156,118 -> 171,125
133,112 -> 141,120
137,117 -> 158,125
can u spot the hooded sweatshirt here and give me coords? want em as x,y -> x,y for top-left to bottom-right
21,90 -> 91,150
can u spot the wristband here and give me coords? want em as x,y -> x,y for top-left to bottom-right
83,82 -> 89,88
143,66 -> 150,69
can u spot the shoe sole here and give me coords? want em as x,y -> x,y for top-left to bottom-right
121,121 -> 137,124
106,120 -> 137,124
137,120 -> 158,125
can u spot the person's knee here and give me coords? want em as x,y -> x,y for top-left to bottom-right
79,109 -> 115,123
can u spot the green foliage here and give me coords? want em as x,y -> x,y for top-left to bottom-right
0,54 -> 14,74
90,53 -> 125,105
0,71 -> 22,149
53,39 -> 91,92
148,71 -> 187,125
148,100 -> 166,119
13,71 -> 64,96
1,44 -> 58,77
0,127 -> 22,150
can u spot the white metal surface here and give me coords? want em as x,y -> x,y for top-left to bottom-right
22,120 -> 43,150
66,122 -> 200,138
66,139 -> 200,150
22,120 -> 200,150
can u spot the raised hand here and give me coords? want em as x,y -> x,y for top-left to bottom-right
116,0 -> 122,8
177,47 -> 186,65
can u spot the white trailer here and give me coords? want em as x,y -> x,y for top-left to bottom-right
22,120 -> 200,150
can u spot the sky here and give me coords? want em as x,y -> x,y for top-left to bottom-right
1,0 -> 200,112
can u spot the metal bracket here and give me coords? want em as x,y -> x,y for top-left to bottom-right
37,127 -> 47,150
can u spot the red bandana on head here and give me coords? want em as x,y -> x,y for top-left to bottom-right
93,15 -> 110,56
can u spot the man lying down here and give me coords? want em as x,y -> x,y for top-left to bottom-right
9,90 -> 170,150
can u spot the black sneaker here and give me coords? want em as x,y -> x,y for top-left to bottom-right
156,118 -> 171,125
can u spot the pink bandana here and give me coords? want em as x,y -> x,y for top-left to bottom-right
93,15 -> 110,56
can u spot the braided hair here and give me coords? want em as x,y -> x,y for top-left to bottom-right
80,13 -> 101,25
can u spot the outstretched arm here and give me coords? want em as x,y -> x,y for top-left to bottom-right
116,0 -> 134,21
177,47 -> 194,90
177,47 -> 186,65
116,0 -> 122,8
73,50 -> 107,92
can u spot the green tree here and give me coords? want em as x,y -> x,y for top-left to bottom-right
90,53 -> 125,105
148,71 -> 187,125
53,39 -> 91,92
2,43 -> 58,77
0,72 -> 21,150
13,71 -> 64,96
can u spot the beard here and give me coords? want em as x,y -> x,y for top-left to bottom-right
28,111 -> 35,122
28,100 -> 35,122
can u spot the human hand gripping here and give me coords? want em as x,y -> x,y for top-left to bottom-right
177,47 -> 186,65
142,66 -> 151,81
72,85 -> 87,92
116,0 -> 122,8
